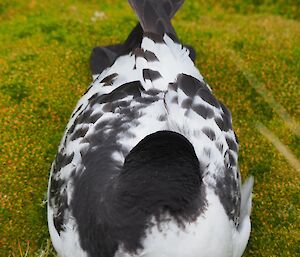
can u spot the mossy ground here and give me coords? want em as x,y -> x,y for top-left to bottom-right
0,0 -> 299,256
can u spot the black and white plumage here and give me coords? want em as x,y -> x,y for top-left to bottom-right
48,0 -> 253,257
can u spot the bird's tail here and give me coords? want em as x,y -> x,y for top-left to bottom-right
128,0 -> 184,41
90,0 -> 187,78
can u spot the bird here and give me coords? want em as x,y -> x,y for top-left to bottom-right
47,0 -> 254,257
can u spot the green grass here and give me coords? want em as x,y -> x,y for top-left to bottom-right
0,0 -> 299,256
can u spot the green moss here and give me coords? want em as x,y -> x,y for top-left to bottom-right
232,40 -> 245,51
1,81 -> 30,103
290,135 -> 300,158
0,0 -> 13,14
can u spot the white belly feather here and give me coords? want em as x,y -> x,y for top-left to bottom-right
115,189 -> 235,257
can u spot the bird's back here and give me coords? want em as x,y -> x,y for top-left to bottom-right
48,1 -> 253,257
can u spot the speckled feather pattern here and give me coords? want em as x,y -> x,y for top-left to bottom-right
48,34 -> 251,257
48,1 -> 253,256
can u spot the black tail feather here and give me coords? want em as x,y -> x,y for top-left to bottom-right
185,44 -> 196,62
90,24 -> 143,76
128,0 -> 184,40
119,23 -> 144,55
90,45 -> 122,76
90,0 -> 192,76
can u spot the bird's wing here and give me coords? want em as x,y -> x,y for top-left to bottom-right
164,73 -> 241,226
48,68 -> 168,250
